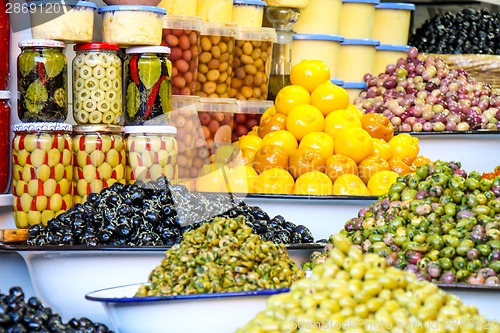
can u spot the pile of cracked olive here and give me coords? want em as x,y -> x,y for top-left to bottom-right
27,177 -> 314,246
0,287 -> 113,332
356,47 -> 500,132
310,161 -> 500,285
237,234 -> 498,333
136,215 -> 304,296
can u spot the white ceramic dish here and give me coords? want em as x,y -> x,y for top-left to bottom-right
86,283 -> 289,333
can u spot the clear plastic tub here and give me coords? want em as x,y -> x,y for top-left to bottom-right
98,5 -> 166,46
336,38 -> 379,82
374,44 -> 410,75
291,34 -> 343,78
294,0 -> 342,35
231,27 -> 277,101
339,0 -> 379,39
232,0 -> 266,28
341,81 -> 366,103
158,0 -> 197,16
232,100 -> 273,142
30,0 -> 97,42
373,3 -> 415,45
197,0 -> 233,23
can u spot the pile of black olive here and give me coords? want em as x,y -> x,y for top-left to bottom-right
409,8 -> 500,54
0,287 -> 112,332
27,177 -> 314,246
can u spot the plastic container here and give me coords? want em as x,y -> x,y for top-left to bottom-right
162,15 -> 203,96
124,46 -> 172,125
0,91 -> 11,193
11,122 -> 73,228
98,5 -> 166,46
0,0 -> 10,90
158,0 -> 197,16
124,126 -> 178,184
374,44 -> 411,75
265,0 -> 308,8
232,100 -> 273,142
341,81 -> 366,103
294,0 -> 342,35
231,0 -> 266,28
72,42 -> 122,125
330,78 -> 344,86
339,0 -> 379,39
17,39 -> 68,123
336,38 -> 379,82
197,0 -> 233,23
196,23 -> 238,98
30,0 -> 97,42
72,125 -> 126,204
231,27 -> 277,101
291,34 -> 343,78
373,3 -> 415,45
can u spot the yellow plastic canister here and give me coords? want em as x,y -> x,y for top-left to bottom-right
372,2 -> 415,45
339,0 -> 379,39
374,44 -> 410,75
336,38 -> 379,82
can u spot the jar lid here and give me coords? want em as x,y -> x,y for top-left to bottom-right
233,0 -> 267,6
238,27 -> 277,42
124,125 -> 177,134
199,97 -> 238,112
330,78 -> 344,86
97,5 -> 166,15
35,0 -> 98,9
292,34 -> 344,42
235,100 -> 274,114
0,90 -> 11,99
342,0 -> 379,3
18,39 -> 65,48
126,46 -> 171,54
376,44 -> 411,52
74,42 -> 120,52
342,81 -> 366,89
73,125 -> 124,134
375,2 -> 415,10
163,15 -> 203,31
201,22 -> 239,37
341,38 -> 380,46
12,122 -> 73,132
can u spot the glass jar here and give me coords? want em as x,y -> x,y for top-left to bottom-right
124,46 -> 173,125
124,126 -> 178,184
0,0 -> 10,90
73,42 -> 122,125
0,91 -> 11,193
72,125 -> 126,204
17,39 -> 68,123
11,122 -> 73,228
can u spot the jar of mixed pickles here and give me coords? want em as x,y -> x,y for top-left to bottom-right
124,126 -> 178,184
124,46 -> 173,125
11,122 -> 73,228
73,42 -> 122,125
0,91 -> 11,193
17,39 -> 68,123
72,125 -> 126,204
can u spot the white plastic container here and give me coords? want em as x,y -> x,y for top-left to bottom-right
158,0 -> 197,16
294,0 -> 342,35
197,0 -> 233,23
374,44 -> 410,75
339,0 -> 379,39
341,81 -> 366,103
98,5 -> 166,46
232,0 -> 266,28
373,2 -> 415,45
30,1 -> 97,42
291,34 -> 344,78
336,38 -> 379,82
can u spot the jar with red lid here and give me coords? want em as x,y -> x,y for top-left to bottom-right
0,90 -> 11,193
73,42 -> 123,125
17,39 -> 68,122
0,0 -> 10,90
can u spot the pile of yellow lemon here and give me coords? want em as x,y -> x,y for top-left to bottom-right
192,60 -> 430,196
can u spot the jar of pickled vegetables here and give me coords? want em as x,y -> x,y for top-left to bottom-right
17,39 -> 68,123
72,125 -> 126,204
124,46 -> 173,125
0,91 -> 11,193
124,126 -> 178,184
73,42 -> 123,125
11,122 -> 73,228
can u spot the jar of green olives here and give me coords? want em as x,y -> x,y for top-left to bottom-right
11,122 -> 73,228
72,125 -> 126,204
123,46 -> 173,125
17,39 -> 68,123
72,42 -> 122,125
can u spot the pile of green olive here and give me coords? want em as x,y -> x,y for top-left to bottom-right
135,215 -> 304,296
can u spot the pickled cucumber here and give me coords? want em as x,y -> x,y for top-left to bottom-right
25,80 -> 48,114
138,56 -> 161,90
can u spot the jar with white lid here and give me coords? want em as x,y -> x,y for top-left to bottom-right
339,0 -> 379,39
158,0 -> 197,16
197,0 -> 233,23
374,44 -> 410,75
341,81 -> 366,103
73,42 -> 122,125
336,38 -> 379,82
0,90 -> 11,194
124,46 -> 173,125
17,39 -> 68,123
232,0 -> 266,28
373,3 -> 415,45
98,5 -> 166,46
124,126 -> 178,184
294,0 -> 342,35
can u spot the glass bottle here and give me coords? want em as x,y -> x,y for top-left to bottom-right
0,91 -> 11,193
0,0 -> 10,90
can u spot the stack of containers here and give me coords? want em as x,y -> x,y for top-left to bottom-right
0,0 -> 9,197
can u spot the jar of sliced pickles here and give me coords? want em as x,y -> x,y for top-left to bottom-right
11,122 -> 73,228
124,126 -> 178,184
17,39 -> 68,122
124,46 -> 173,125
72,125 -> 126,204
73,42 -> 122,125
